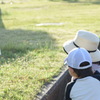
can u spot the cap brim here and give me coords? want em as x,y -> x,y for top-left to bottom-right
90,49 -> 100,62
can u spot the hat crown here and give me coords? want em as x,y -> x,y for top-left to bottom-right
66,48 -> 92,69
63,30 -> 100,62
74,30 -> 99,51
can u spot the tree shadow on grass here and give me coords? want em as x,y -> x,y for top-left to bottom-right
0,8 -> 57,64
91,1 -> 100,5
49,0 -> 100,5
0,9 -> 5,28
61,0 -> 100,4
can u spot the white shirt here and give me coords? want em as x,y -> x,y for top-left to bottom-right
92,64 -> 100,73
65,76 -> 100,100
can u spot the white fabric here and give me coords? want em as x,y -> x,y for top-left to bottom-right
74,30 -> 99,50
70,77 -> 100,100
64,48 -> 92,69
63,30 -> 100,62
92,64 -> 100,73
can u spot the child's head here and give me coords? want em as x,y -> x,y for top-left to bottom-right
64,48 -> 93,78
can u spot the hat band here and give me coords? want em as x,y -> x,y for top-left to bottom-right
73,42 -> 97,53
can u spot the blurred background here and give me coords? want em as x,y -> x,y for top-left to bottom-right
0,0 -> 100,100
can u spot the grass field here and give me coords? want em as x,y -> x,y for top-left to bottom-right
0,0 -> 100,100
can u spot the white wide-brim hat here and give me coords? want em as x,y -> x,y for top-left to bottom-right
63,30 -> 100,62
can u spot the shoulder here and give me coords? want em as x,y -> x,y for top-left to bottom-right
94,71 -> 100,75
92,73 -> 100,81
64,79 -> 77,100
67,80 -> 76,91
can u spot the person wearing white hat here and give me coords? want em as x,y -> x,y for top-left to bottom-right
64,48 -> 100,100
63,30 -> 100,73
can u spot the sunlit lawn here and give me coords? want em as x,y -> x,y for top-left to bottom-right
0,0 -> 100,99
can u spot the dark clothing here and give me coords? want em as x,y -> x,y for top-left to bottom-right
64,74 -> 100,100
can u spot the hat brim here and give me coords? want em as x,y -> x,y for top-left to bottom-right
90,49 -> 100,62
63,40 -> 76,53
63,40 -> 100,62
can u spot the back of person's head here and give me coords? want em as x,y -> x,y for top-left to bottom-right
64,48 -> 93,78
72,62 -> 93,78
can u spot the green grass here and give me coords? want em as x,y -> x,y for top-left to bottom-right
0,0 -> 100,100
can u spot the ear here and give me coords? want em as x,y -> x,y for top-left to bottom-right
68,67 -> 78,78
69,67 -> 74,73
68,67 -> 74,76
